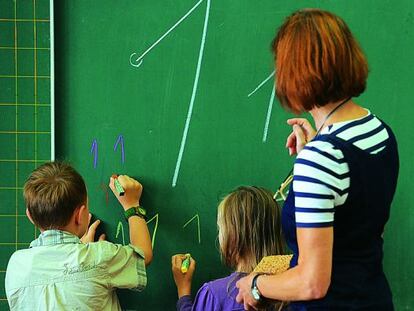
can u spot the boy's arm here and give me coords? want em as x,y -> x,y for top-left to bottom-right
127,216 -> 152,265
109,175 -> 153,266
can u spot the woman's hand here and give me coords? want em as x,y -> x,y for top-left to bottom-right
286,118 -> 316,155
171,254 -> 196,298
235,273 -> 260,310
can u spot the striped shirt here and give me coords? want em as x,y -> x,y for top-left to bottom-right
293,110 -> 389,227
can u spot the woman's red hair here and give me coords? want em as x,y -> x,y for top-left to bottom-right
272,9 -> 368,113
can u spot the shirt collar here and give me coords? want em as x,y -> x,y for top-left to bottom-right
30,230 -> 81,248
320,109 -> 372,135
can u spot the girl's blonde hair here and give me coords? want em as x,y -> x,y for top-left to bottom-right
217,186 -> 285,273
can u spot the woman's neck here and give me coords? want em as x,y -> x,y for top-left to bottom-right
310,99 -> 366,131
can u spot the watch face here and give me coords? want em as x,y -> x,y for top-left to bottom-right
252,287 -> 261,301
138,207 -> 146,216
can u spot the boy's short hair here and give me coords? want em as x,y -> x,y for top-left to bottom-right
272,9 -> 368,113
217,186 -> 285,273
24,162 -> 87,229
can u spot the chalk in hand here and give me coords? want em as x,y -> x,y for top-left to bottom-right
181,253 -> 191,273
112,174 -> 125,196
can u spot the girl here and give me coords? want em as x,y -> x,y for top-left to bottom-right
172,186 -> 286,311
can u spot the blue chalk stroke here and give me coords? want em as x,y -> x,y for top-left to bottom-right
90,139 -> 98,168
114,134 -> 125,164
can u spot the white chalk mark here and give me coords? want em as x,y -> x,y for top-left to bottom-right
129,0 -> 204,68
129,54 -> 143,68
172,0 -> 211,187
116,221 -> 125,245
247,70 -> 275,97
183,213 -> 201,244
146,213 -> 159,249
262,85 -> 275,142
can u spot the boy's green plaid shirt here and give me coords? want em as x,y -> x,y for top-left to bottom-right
5,230 -> 146,311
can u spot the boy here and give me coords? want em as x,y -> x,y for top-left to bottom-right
5,162 -> 153,310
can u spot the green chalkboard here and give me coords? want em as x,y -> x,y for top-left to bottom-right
0,0 -> 52,309
54,1 -> 414,310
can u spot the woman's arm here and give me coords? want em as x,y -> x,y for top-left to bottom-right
236,226 -> 333,309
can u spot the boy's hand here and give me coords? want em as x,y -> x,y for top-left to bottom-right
109,175 -> 143,211
81,213 -> 106,243
171,254 -> 196,298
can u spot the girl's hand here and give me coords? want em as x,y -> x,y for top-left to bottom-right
171,254 -> 196,298
235,273 -> 260,310
286,118 -> 316,156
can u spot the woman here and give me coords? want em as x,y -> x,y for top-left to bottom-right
235,9 -> 399,310
171,186 -> 285,311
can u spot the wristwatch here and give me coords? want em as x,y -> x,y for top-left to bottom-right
251,274 -> 263,301
124,206 -> 147,220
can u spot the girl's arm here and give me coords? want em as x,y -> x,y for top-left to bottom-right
236,227 -> 333,309
172,255 -> 220,311
172,254 -> 196,298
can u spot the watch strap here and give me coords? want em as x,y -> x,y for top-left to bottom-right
251,273 -> 263,301
124,206 -> 147,220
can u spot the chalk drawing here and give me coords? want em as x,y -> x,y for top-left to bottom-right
116,221 -> 126,245
172,0 -> 211,187
129,0 -> 204,68
114,134 -> 125,164
183,213 -> 201,244
247,71 -> 276,142
99,183 -> 109,206
146,213 -> 159,249
262,85 -> 275,142
247,70 -> 275,97
90,139 -> 98,168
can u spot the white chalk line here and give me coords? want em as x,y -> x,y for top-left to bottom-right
262,84 -> 275,142
130,0 -> 204,68
247,70 -> 275,97
172,0 -> 211,187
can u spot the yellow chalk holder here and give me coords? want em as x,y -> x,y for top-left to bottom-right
181,254 -> 191,273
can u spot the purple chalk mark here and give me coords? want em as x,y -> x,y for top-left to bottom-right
114,134 -> 125,164
90,139 -> 98,168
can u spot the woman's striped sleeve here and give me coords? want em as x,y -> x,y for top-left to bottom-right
293,140 -> 350,228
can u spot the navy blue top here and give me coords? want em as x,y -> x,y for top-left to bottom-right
282,120 -> 399,310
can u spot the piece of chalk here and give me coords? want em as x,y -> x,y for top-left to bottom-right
112,174 -> 125,196
181,254 -> 191,273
